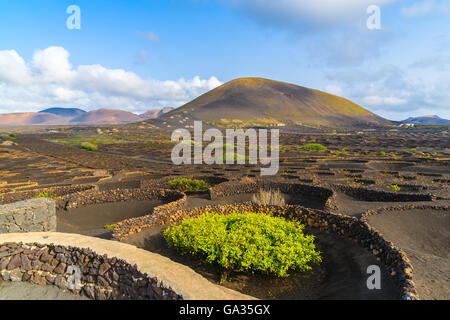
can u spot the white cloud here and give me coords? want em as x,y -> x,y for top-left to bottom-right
325,64 -> 450,120
0,50 -> 31,85
227,0 -> 395,29
401,0 -> 450,17
361,95 -> 407,106
0,47 -> 222,114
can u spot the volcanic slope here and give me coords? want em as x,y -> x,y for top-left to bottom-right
157,78 -> 389,127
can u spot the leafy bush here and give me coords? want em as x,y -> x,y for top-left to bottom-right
167,178 -> 210,192
80,142 -> 98,152
297,144 -> 328,151
164,212 -> 321,281
378,151 -> 386,156
387,184 -> 401,193
33,192 -> 57,199
104,223 -> 117,230
251,189 -> 285,206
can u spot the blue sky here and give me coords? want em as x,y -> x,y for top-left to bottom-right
0,0 -> 449,120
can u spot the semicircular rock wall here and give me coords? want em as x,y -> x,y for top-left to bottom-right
113,200 -> 420,300
0,233 -> 253,300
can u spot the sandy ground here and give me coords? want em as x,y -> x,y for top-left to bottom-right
368,209 -> 449,300
0,282 -> 89,300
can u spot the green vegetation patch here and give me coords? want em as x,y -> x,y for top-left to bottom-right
164,212 -> 321,280
297,144 -> 328,151
167,178 -> 210,192
80,142 -> 98,152
387,184 -> 401,193
32,192 -> 57,199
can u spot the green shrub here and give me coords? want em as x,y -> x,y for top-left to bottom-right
104,223 -> 117,230
80,142 -> 98,151
33,192 -> 57,199
167,178 -> 210,192
164,212 -> 321,281
251,189 -> 285,206
297,144 -> 328,151
387,184 -> 401,193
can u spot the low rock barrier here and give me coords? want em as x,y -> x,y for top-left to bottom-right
334,185 -> 435,202
55,187 -> 186,211
361,204 -> 449,221
0,242 -> 181,300
0,185 -> 97,205
210,180 -> 336,211
0,233 -> 253,300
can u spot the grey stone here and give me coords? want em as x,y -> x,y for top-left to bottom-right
9,269 -> 23,282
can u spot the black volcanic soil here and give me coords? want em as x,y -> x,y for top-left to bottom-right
57,200 -> 163,239
367,209 -> 449,300
124,225 -> 399,300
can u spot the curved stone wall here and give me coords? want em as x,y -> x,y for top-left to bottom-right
333,185 -> 436,202
210,180 -> 336,211
0,185 -> 97,205
361,204 -> 448,221
55,187 -> 186,211
0,233 -> 253,300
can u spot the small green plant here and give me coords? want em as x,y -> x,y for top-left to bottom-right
251,189 -> 285,206
297,144 -> 328,151
387,184 -> 401,193
164,212 -> 321,282
33,192 -> 57,199
80,142 -> 98,152
104,223 -> 117,230
378,151 -> 386,156
167,178 -> 210,192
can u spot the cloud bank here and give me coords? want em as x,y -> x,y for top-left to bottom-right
227,0 -> 395,30
0,47 -> 222,114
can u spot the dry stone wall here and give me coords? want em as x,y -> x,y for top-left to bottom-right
0,242 -> 181,300
0,198 -> 56,234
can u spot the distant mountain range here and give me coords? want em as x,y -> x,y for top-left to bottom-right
0,107 -> 174,126
401,115 -> 450,125
1,78 -> 447,128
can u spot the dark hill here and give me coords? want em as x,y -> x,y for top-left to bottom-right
39,108 -> 86,118
158,78 -> 389,127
